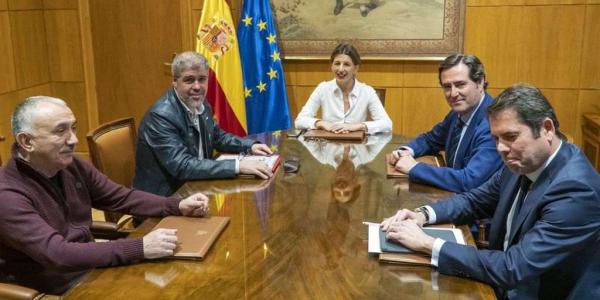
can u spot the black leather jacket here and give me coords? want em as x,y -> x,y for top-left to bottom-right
133,88 -> 255,196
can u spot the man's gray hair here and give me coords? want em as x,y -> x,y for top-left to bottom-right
11,96 -> 67,136
171,51 -> 209,80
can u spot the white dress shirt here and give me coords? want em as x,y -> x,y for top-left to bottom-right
294,79 -> 392,134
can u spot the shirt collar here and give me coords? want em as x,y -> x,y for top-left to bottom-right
460,93 -> 485,126
525,140 -> 563,183
333,78 -> 359,97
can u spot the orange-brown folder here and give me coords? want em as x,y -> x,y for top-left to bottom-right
152,216 -> 229,259
379,252 -> 433,266
303,129 -> 365,141
386,154 -> 441,178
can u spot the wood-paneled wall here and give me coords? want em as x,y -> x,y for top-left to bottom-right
280,0 -> 600,146
1,0 -> 599,163
88,0 -> 182,126
0,0 -> 89,161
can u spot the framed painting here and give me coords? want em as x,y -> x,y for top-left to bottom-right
271,0 -> 465,60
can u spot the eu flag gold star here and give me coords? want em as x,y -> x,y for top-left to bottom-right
244,87 -> 252,98
243,15 -> 252,26
267,68 -> 278,79
266,33 -> 276,44
256,81 -> 267,92
257,20 -> 267,31
271,51 -> 281,62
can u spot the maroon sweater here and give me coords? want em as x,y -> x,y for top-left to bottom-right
0,150 -> 182,294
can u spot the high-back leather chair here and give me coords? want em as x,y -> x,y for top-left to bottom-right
0,135 -> 5,165
0,283 -> 42,300
374,88 -> 386,106
86,117 -> 136,224
366,88 -> 387,122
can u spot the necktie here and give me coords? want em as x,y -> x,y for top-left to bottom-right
501,175 -> 532,250
446,118 -> 465,167
510,176 -> 532,229
502,175 -> 533,250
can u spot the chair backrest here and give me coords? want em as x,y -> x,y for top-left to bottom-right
368,88 -> 387,122
87,118 -> 137,188
86,118 -> 136,223
374,88 -> 386,106
0,135 -> 5,165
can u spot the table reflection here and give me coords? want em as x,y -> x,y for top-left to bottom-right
298,133 -> 392,169
64,133 -> 494,300
299,133 -> 391,203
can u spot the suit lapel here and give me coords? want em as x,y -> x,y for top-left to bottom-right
453,94 -> 491,168
508,178 -> 548,244
507,143 -> 570,246
489,170 -> 521,249
443,112 -> 459,166
453,120 -> 471,168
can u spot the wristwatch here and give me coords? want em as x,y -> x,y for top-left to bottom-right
414,206 -> 430,224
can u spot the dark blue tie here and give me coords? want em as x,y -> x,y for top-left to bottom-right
500,175 -> 533,250
446,118 -> 465,167
510,176 -> 532,236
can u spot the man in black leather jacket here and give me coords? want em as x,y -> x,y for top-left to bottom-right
134,51 -> 273,196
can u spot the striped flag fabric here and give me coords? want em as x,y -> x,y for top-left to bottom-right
196,0 -> 247,136
238,0 -> 292,134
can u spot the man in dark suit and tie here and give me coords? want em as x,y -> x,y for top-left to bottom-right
382,84 -> 600,299
388,54 -> 503,193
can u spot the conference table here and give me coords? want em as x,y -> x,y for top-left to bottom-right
65,132 -> 495,299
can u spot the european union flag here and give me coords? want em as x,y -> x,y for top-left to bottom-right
238,0 -> 291,134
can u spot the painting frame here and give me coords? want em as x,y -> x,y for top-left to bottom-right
272,0 -> 465,61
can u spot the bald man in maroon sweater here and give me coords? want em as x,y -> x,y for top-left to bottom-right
0,96 -> 210,294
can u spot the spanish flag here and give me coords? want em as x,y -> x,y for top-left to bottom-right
196,0 -> 246,136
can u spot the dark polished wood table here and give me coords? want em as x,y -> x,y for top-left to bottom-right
65,133 -> 495,299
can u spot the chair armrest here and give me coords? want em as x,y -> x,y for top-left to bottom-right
0,283 -> 41,300
91,221 -> 129,240
91,220 -> 119,231
475,219 -> 490,249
